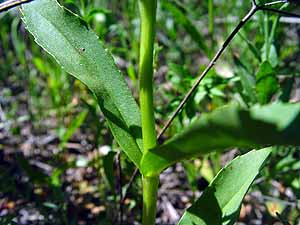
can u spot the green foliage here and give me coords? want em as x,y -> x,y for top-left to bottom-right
233,55 -> 257,104
256,61 -> 279,104
161,0 -> 208,55
141,102 -> 300,177
1,0 -> 300,224
179,148 -> 271,225
21,0 -> 143,167
58,110 -> 88,148
103,151 -> 117,190
0,214 -> 18,225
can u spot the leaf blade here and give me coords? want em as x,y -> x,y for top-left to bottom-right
141,102 -> 300,176
178,148 -> 271,225
233,55 -> 257,103
256,61 -> 279,104
21,0 -> 143,167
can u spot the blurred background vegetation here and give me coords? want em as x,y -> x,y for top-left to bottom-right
0,0 -> 300,224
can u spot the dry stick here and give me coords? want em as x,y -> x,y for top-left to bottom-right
120,167 -> 139,205
259,6 -> 300,17
122,0 -> 300,204
115,152 -> 123,225
123,0 -> 259,202
276,212 -> 291,225
157,2 -> 300,142
157,3 -> 258,141
2,0 -> 296,221
264,0 -> 287,6
0,0 -> 33,13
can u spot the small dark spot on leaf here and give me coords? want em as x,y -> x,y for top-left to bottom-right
79,48 -> 85,54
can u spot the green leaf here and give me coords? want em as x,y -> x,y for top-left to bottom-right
59,110 -> 88,149
11,17 -> 26,65
238,33 -> 261,62
261,44 -> 278,68
256,61 -> 279,104
21,0 -> 143,167
141,102 -> 300,176
103,151 -> 117,191
233,56 -> 257,103
178,148 -> 271,225
279,77 -> 294,102
161,0 -> 209,55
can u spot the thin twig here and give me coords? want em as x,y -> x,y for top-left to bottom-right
251,0 -> 257,7
276,212 -> 292,225
116,0 -> 300,209
264,0 -> 287,6
157,1 -> 300,142
262,195 -> 297,207
258,6 -> 300,18
0,0 -> 33,13
116,166 -> 139,222
115,152 -> 123,225
157,2 -> 258,141
120,167 -> 139,205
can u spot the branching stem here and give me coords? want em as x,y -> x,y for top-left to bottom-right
157,2 -> 258,141
157,1 -> 300,142
264,0 -> 287,6
0,0 -> 33,13
122,0 -> 300,213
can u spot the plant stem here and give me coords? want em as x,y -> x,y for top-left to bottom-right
0,0 -> 33,13
142,176 -> 159,225
269,3 -> 288,43
264,12 -> 270,61
157,2 -> 258,141
208,0 -> 214,35
139,0 -> 157,153
138,1 -> 158,225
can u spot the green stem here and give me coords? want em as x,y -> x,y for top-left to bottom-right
142,176 -> 159,225
264,12 -> 270,61
269,3 -> 288,43
138,1 -> 158,225
139,0 -> 157,153
208,0 -> 214,57
208,0 -> 214,35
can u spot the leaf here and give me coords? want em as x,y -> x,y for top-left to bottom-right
238,33 -> 261,62
11,17 -> 26,65
279,77 -> 294,102
21,0 -> 143,167
233,55 -> 257,103
178,148 -> 271,225
59,110 -> 88,149
261,44 -> 278,68
182,161 -> 199,192
103,151 -> 117,191
141,102 -> 300,177
256,61 -> 279,104
161,0 -> 209,55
